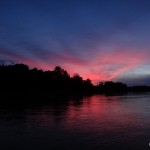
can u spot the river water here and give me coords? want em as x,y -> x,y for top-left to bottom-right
0,93 -> 150,150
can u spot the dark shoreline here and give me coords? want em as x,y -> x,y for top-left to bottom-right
0,63 -> 150,103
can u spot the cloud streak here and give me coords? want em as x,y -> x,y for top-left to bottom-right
1,45 -> 149,85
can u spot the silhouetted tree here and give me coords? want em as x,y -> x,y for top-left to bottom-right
96,81 -> 127,93
0,63 -> 149,97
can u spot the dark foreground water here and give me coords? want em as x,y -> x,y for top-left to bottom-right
0,93 -> 150,150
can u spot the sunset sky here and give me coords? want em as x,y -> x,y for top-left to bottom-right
0,0 -> 150,85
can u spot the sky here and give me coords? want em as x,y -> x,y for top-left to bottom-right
0,0 -> 150,85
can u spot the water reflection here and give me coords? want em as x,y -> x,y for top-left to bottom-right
0,94 -> 150,150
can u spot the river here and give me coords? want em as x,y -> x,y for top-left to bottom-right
0,93 -> 150,150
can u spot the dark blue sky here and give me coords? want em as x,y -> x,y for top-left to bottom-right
1,0 -> 150,84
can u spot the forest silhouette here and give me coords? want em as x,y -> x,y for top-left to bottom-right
0,63 -> 150,96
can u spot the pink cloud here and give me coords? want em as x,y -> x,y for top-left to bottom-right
46,48 -> 150,84
0,47 -> 150,85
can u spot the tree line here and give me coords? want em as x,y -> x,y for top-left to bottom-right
0,63 -> 150,94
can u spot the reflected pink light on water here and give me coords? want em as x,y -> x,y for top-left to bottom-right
29,95 -> 142,133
